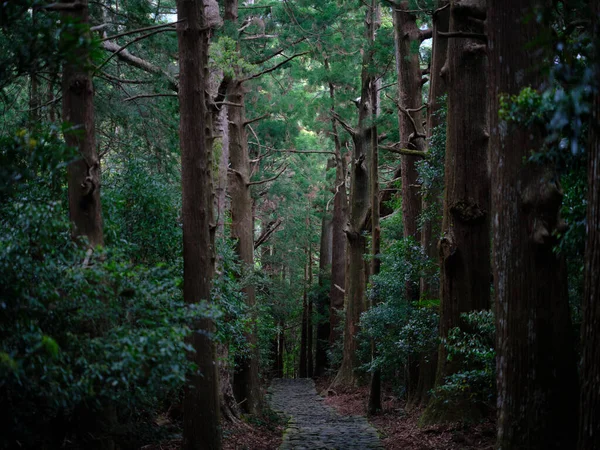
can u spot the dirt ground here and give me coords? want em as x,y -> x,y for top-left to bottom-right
314,377 -> 495,450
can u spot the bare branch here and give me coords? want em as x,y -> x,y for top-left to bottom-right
331,112 -> 356,138
385,93 -> 426,139
244,113 -> 270,126
100,21 -> 180,42
254,218 -> 283,249
242,52 -> 309,82
242,34 -> 279,41
43,2 -> 84,11
419,28 -> 433,41
247,164 -> 289,186
124,93 -> 177,102
250,37 -> 307,65
381,145 -> 429,158
99,40 -> 178,92
97,28 -> 177,73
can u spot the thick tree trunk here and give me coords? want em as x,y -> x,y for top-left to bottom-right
327,72 -> 348,347
420,0 -> 449,300
436,0 -> 489,392
62,0 -> 103,249
368,47 -> 382,414
394,3 -> 425,253
579,3 -> 600,447
224,0 -> 262,415
177,0 -> 221,448
488,1 -> 578,447
333,2 -> 377,387
228,79 -> 262,414
314,215 -> 332,377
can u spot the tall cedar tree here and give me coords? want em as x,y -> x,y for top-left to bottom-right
412,0 -> 449,409
435,0 -> 489,396
579,1 -> 600,447
327,59 -> 348,346
176,0 -> 221,448
393,2 -> 427,260
332,0 -> 378,387
420,0 -> 449,300
368,20 -> 382,411
392,2 -> 429,403
224,0 -> 263,414
488,1 -> 578,447
62,0 -> 103,249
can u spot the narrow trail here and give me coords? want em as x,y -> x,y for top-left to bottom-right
268,378 -> 384,450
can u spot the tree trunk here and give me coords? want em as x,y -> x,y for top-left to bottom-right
224,0 -> 262,415
176,0 -> 221,448
215,104 -> 230,237
307,242 -> 314,378
327,69 -> 348,347
299,250 -> 308,378
579,2 -> 600,447
333,1 -> 378,387
420,0 -> 449,300
368,38 -> 382,414
315,215 -> 333,377
488,1 -> 578,447
436,0 -> 489,393
394,3 -> 426,254
62,0 -> 103,249
228,79 -> 262,414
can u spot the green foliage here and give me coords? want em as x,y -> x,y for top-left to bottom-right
0,195 -> 215,448
103,158 -> 182,264
417,95 -> 446,233
359,237 -> 438,384
432,310 -> 496,411
210,36 -> 256,79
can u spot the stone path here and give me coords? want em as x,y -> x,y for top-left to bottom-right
268,378 -> 384,450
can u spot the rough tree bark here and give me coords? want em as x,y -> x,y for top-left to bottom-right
434,0 -> 490,412
579,2 -> 599,447
177,0 -> 221,448
224,0 -> 262,415
368,52 -> 382,414
488,1 -> 578,447
332,1 -> 378,387
393,2 -> 427,254
326,60 -> 348,347
62,0 -> 103,249
420,0 -> 449,299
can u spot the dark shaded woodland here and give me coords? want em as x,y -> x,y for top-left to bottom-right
0,0 -> 598,449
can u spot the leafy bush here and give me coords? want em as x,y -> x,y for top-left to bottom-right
429,310 -> 496,416
359,237 -> 438,386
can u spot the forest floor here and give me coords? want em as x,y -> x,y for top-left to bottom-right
314,377 -> 495,450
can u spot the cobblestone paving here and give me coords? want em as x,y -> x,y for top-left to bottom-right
268,378 -> 384,450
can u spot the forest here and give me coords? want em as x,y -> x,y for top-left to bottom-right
0,0 -> 598,449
